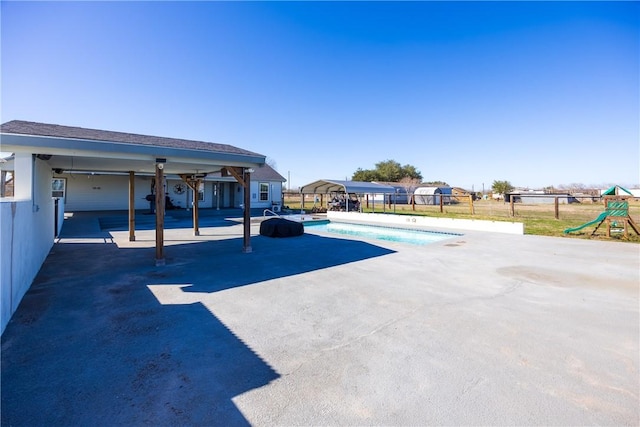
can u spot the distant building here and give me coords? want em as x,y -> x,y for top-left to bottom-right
414,186 -> 452,205
506,190 -> 577,204
451,187 -> 473,202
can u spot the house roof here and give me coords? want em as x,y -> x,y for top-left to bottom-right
299,179 -> 396,194
0,120 -> 265,175
1,120 -> 260,157
251,164 -> 286,182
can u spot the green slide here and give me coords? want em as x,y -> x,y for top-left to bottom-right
563,211 -> 608,234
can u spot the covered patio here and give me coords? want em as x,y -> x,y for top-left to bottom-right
1,120 -> 266,259
0,120 -> 266,333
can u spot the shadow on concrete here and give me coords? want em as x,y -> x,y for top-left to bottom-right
1,231 -> 394,425
97,208 -> 248,232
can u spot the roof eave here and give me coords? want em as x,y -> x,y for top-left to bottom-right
0,133 -> 266,166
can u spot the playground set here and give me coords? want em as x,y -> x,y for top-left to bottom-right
564,195 -> 639,238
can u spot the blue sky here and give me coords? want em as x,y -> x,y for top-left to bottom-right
2,1 -> 638,190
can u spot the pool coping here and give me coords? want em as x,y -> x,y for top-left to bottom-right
327,211 -> 525,234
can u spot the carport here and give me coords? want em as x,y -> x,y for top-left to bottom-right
0,120 -> 266,262
299,179 -> 396,212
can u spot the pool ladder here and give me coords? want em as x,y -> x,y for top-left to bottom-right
262,209 -> 281,220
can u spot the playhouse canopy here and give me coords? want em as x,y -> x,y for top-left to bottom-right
602,185 -> 633,196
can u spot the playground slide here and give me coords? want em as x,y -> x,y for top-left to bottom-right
563,211 -> 608,234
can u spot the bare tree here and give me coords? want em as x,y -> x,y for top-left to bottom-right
266,157 -> 277,170
399,176 -> 422,204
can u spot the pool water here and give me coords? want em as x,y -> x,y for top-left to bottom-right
304,221 -> 457,246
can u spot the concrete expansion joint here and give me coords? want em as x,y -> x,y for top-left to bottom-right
320,308 -> 420,353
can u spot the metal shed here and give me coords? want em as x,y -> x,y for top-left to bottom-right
413,186 -> 452,205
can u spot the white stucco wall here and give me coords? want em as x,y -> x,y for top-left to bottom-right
61,174 -> 156,211
327,211 -> 525,235
50,173 -> 282,212
1,156 -> 54,334
250,180 -> 283,210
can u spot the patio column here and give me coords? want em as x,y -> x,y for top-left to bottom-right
155,163 -> 165,266
223,166 -> 253,253
128,171 -> 135,242
180,174 -> 203,236
243,170 -> 251,253
192,184 -> 200,236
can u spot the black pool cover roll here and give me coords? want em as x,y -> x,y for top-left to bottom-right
259,218 -> 304,237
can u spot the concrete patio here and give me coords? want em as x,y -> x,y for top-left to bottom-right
2,211 -> 638,426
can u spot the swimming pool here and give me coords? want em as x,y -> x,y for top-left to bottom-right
304,221 -> 458,245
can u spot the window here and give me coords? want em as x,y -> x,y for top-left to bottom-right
198,182 -> 205,202
259,182 -> 269,201
52,178 -> 66,198
1,171 -> 14,197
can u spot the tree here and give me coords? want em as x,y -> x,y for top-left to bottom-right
266,157 -> 277,170
492,180 -> 514,200
376,160 -> 404,182
399,176 -> 421,204
352,168 -> 378,182
351,159 -> 423,182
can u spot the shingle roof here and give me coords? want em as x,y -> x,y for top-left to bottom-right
251,164 -> 286,182
0,120 -> 263,158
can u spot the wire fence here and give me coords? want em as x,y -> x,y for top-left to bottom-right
283,194 -> 640,223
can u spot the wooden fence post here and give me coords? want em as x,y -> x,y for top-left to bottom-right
469,194 -> 474,215
554,196 -> 559,219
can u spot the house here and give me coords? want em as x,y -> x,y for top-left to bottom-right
0,120 -> 276,334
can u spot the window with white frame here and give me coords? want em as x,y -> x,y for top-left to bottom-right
259,182 -> 269,201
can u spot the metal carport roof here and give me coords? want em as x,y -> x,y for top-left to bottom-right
299,179 -> 396,194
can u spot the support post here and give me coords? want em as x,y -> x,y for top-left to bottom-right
155,165 -> 165,266
469,194 -> 474,215
180,174 -> 202,236
222,166 -> 253,253
439,194 -> 444,213
510,195 -> 515,217
554,196 -> 559,220
128,171 -> 135,241
243,170 -> 251,253
192,183 -> 200,236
